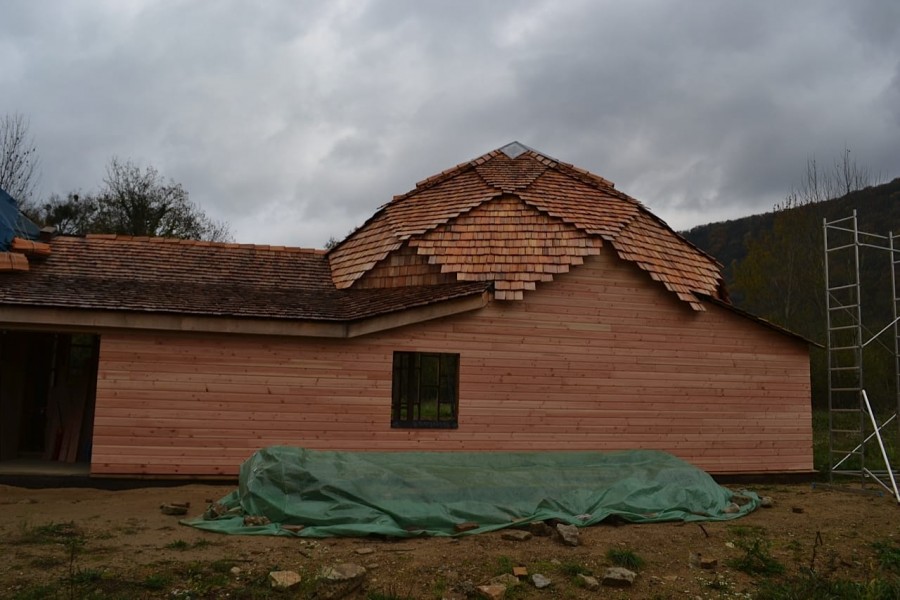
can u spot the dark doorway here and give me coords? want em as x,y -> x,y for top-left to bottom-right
0,330 -> 100,463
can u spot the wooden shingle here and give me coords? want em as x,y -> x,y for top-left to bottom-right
328,143 -> 725,310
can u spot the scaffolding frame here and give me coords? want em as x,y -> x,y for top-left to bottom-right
824,211 -> 900,503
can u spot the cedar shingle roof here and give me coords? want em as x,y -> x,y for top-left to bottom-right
0,235 -> 488,321
329,143 -> 724,310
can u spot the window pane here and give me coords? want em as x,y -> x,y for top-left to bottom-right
391,351 -> 459,428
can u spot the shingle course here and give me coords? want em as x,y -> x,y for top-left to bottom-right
0,236 -> 488,321
328,144 -> 725,309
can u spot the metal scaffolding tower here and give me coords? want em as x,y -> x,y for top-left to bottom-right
824,211 -> 900,503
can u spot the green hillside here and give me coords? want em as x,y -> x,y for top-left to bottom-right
682,177 -> 900,409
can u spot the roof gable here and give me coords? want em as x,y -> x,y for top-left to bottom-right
328,143 -> 724,309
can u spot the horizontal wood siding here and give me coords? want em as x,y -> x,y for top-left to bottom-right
92,248 -> 812,475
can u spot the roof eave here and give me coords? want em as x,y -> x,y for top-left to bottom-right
0,290 -> 492,339
698,294 -> 822,347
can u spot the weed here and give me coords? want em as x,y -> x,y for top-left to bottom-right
727,537 -> 785,576
558,561 -> 591,577
607,548 -> 644,570
71,568 -> 104,584
368,585 -> 416,600
494,555 -> 514,575
192,538 -> 218,549
29,555 -> 64,568
431,574 -> 447,598
727,524 -> 767,538
166,539 -> 191,551
702,573 -> 733,591
15,521 -> 83,545
210,558 -> 238,573
144,573 -> 172,590
873,539 -> 900,574
10,584 -> 59,600
756,571 -> 900,599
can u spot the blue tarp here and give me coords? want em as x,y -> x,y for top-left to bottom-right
0,186 -> 40,249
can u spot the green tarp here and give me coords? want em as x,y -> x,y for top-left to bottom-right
184,446 -> 757,537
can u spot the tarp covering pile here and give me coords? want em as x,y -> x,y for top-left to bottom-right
184,446 -> 758,537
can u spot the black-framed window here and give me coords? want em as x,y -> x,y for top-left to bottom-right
391,351 -> 459,428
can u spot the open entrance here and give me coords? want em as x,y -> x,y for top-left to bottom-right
0,330 -> 100,471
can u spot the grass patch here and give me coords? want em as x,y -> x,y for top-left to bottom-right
606,548 -> 644,570
727,524 -> 767,538
493,555 -> 514,575
727,537 -> 785,576
812,409 -> 900,473
15,521 -> 84,545
367,586 -> 416,600
873,539 -> 900,574
144,573 -> 172,590
71,568 -> 104,584
756,571 -> 900,600
166,539 -> 191,550
558,561 -> 591,577
29,555 -> 64,568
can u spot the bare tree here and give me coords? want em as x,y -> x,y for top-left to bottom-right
37,158 -> 231,242
0,113 -> 40,210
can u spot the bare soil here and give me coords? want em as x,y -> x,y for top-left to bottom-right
0,481 -> 897,599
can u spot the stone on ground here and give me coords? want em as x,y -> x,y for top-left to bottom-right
601,567 -> 636,587
555,523 -> 580,546
317,563 -> 367,599
268,570 -> 302,589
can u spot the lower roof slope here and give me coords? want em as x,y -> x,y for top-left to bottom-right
0,235 -> 488,321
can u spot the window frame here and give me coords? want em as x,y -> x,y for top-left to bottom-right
391,351 -> 460,429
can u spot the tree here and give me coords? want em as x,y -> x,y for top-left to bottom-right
732,149 -> 880,408
732,149 -> 878,339
0,113 -> 40,210
37,158 -> 231,242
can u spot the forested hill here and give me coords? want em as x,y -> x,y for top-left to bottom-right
680,176 -> 900,407
682,177 -> 900,276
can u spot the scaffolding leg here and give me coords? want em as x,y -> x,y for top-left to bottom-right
862,390 -> 900,504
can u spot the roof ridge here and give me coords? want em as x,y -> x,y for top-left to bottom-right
79,234 -> 325,254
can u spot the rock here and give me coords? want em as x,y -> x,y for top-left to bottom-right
602,567 -> 636,587
760,496 -> 775,508
577,574 -> 600,590
355,547 -> 375,555
230,566 -> 241,576
792,506 -> 804,514
243,515 -> 271,526
731,494 -> 753,506
689,552 -> 702,568
160,503 -> 188,516
268,570 -> 302,589
475,584 -> 506,599
699,557 -> 718,570
531,573 -> 552,589
528,521 -> 554,537
501,530 -> 532,542
512,566 -> 528,578
723,502 -> 740,514
281,524 -> 305,534
317,563 -> 367,599
454,521 -> 479,533
556,523 -> 580,546
490,573 -> 520,587
455,580 -> 477,597
204,501 -> 231,519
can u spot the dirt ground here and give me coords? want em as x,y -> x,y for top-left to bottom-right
0,480 -> 898,599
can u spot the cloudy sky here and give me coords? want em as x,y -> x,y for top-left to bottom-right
3,1 -> 899,246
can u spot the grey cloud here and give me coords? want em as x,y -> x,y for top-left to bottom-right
2,0 -> 899,244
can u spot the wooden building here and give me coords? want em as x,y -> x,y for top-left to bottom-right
0,143 -> 812,476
